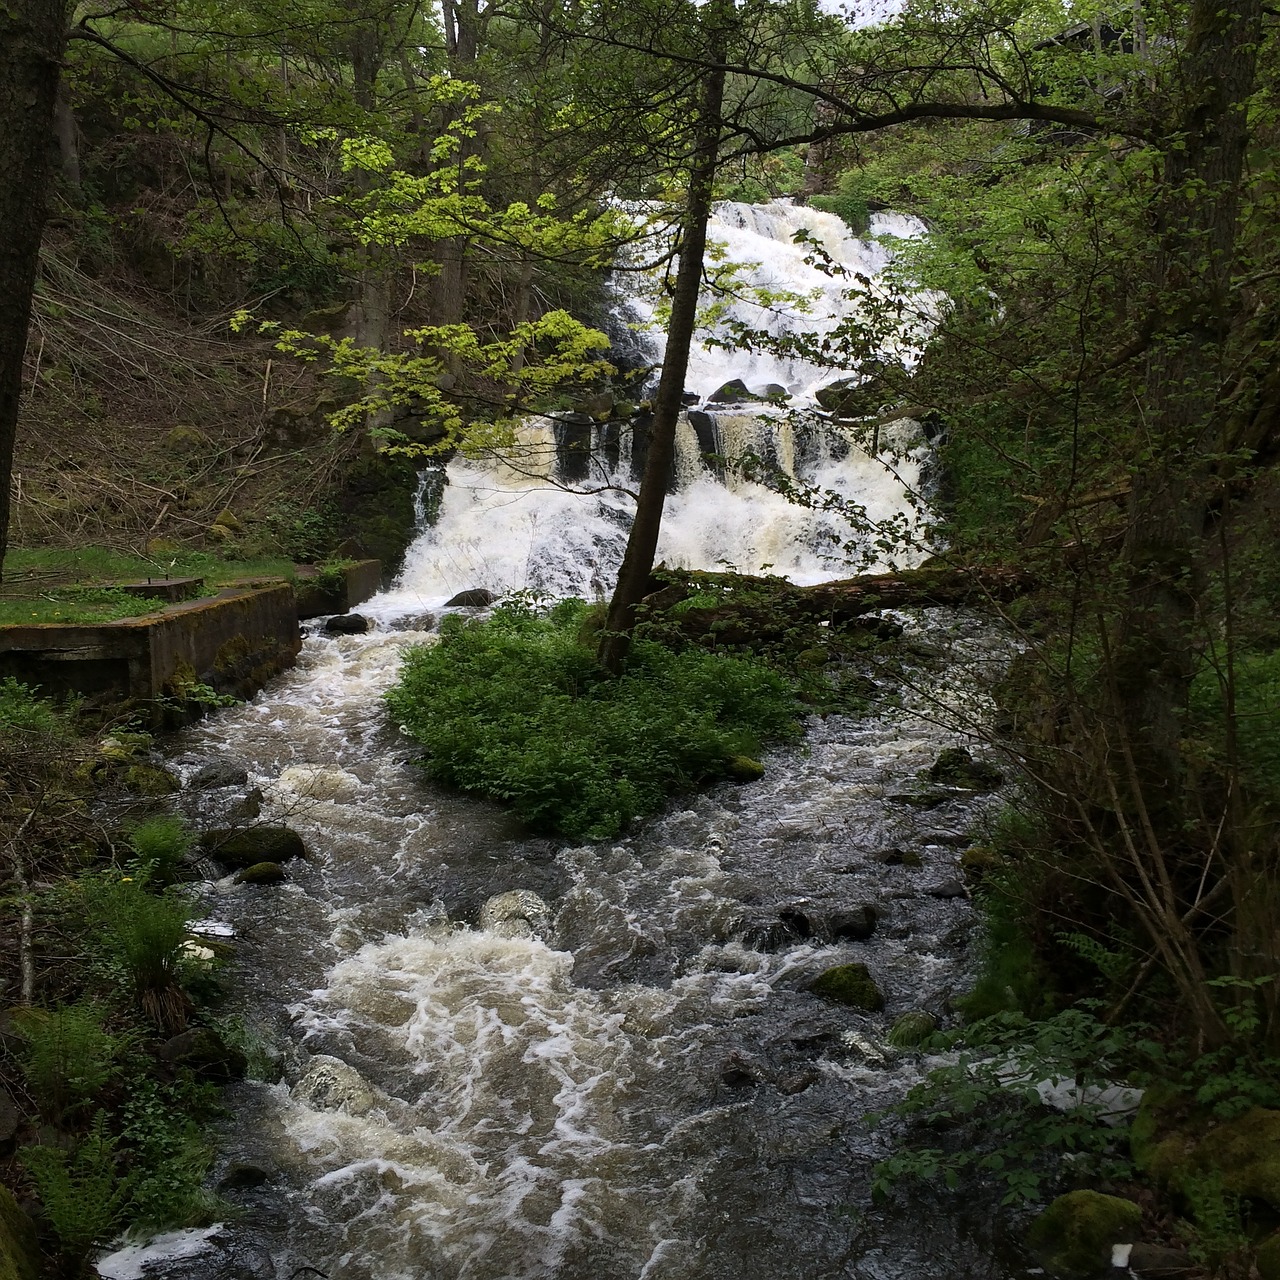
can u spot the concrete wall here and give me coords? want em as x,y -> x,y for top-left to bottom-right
294,559 -> 382,619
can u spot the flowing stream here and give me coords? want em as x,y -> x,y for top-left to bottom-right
98,202 -> 1032,1280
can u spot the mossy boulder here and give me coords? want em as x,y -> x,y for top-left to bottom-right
158,1027 -> 247,1082
725,756 -> 766,782
886,1010 -> 938,1049
1026,1190 -> 1142,1279
1191,1108 -> 1280,1208
0,1185 -> 39,1280
234,861 -> 287,886
122,763 -> 181,795
1257,1230 -> 1280,1280
235,859 -> 286,886
202,825 -> 306,870
926,747 -> 1004,791
808,962 -> 885,1011
960,845 -> 1002,882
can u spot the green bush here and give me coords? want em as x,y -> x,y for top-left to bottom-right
385,599 -> 802,839
126,814 -> 193,883
0,678 -> 71,738
11,1002 -> 122,1122
1190,648 -> 1280,803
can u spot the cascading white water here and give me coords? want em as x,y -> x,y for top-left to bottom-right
377,201 -> 931,613
94,201 -> 1023,1280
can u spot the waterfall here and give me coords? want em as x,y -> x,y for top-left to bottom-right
377,201 -> 930,614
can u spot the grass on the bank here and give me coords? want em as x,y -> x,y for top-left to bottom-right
386,597 -> 804,840
0,586 -> 166,625
4,546 -> 299,588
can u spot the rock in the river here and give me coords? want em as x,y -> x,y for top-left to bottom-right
202,825 -> 306,869
325,613 -> 373,634
159,1028 -> 248,1082
1026,1190 -> 1142,1279
0,1185 -> 38,1280
276,764 -> 361,803
122,763 -> 182,796
479,889 -> 552,940
927,746 -> 1004,791
720,1052 -> 759,1088
234,862 -> 286,886
188,760 -> 250,789
707,378 -> 756,404
445,587 -> 497,608
886,1011 -> 938,1049
829,905 -> 878,941
217,1162 -> 273,1191
777,1066 -> 821,1096
293,1055 -> 376,1115
928,878 -> 967,900
808,963 -> 885,1011
725,756 -> 765,782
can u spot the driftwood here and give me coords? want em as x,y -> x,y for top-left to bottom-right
641,564 -> 1032,645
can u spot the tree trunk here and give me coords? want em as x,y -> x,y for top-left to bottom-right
597,30 -> 725,674
0,1 -> 70,579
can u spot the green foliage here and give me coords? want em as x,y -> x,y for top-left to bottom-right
0,679 -> 71,739
10,1003 -> 123,1122
872,1007 -> 1137,1206
385,598 -> 802,838
19,1114 -> 133,1263
0,587 -> 162,626
1190,648 -> 1280,804
810,168 -> 873,236
126,815 -> 193,883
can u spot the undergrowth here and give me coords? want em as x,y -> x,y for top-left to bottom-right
385,596 -> 805,839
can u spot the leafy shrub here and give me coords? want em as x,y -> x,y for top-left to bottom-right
1190,648 -> 1280,802
385,599 -> 802,839
0,677 -> 70,738
126,814 -> 193,883
80,872 -> 194,1031
20,1113 -> 133,1263
11,1002 -> 122,1121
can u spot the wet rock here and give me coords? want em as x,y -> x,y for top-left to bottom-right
872,848 -> 922,868
217,1162 -> 272,1191
725,756 -> 765,782
1126,1243 -> 1192,1277
234,862 -> 286,886
479,889 -> 552,940
158,1028 -> 247,1082
226,788 -> 262,821
777,1067 -> 821,1096
828,905 -> 878,941
759,383 -> 790,402
927,878 -> 967,900
202,825 -> 306,869
927,746 -> 1004,791
445,588 -> 497,608
707,378 -> 756,404
839,1030 -> 887,1066
886,1011 -> 938,1049
277,764 -> 361,803
293,1055 -> 376,1115
960,844 -> 1002,882
0,1090 -> 20,1152
808,963 -> 885,1011
0,1184 -> 38,1280
1026,1190 -> 1142,1279
122,763 -> 182,796
887,789 -> 954,809
720,1052 -> 759,1088
325,612 -> 373,634
740,917 -> 805,952
188,760 -> 249,790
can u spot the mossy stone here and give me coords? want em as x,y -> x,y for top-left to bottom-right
203,825 -> 306,870
122,763 -> 181,795
960,845 -> 1002,881
0,1185 -> 39,1280
900,850 -> 923,868
1256,1230 -> 1280,1280
725,756 -> 765,782
213,508 -> 242,532
808,963 -> 885,1011
1129,1080 -> 1193,1179
886,1010 -> 937,1049
1026,1190 -> 1142,1279
927,747 -> 1004,791
1192,1107 -> 1280,1209
234,861 -> 287,886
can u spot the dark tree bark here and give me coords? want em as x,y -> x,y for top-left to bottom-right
597,28 -> 726,674
0,0 -> 70,578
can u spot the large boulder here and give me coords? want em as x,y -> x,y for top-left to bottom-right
479,889 -> 552,940
292,1055 -> 376,1115
1026,1190 -> 1142,1279
234,862 -> 287,886
808,963 -> 885,1011
201,826 -> 306,870
886,1011 -> 938,1049
189,760 -> 250,790
706,378 -> 757,404
444,588 -> 496,608
159,1028 -> 248,1082
927,747 -> 1004,791
0,1185 -> 38,1280
324,613 -> 373,635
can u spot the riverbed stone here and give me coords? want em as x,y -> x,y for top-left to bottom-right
828,905 -> 878,941
202,825 -> 306,869
234,862 -> 287,886
324,613 -> 372,634
293,1055 -> 376,1115
1026,1190 -> 1142,1279
189,760 -> 250,790
159,1028 -> 247,1082
725,756 -> 765,782
444,588 -> 496,608
886,1010 -> 938,1049
122,762 -> 182,795
479,889 -> 552,940
707,378 -> 756,404
0,1185 -> 38,1280
926,746 -> 1004,791
808,963 -> 885,1011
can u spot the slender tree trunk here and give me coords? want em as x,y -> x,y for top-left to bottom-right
0,1 -> 70,579
54,79 -> 80,196
597,34 -> 725,674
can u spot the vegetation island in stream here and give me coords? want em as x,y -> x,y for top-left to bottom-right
3,0 -> 1280,1277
